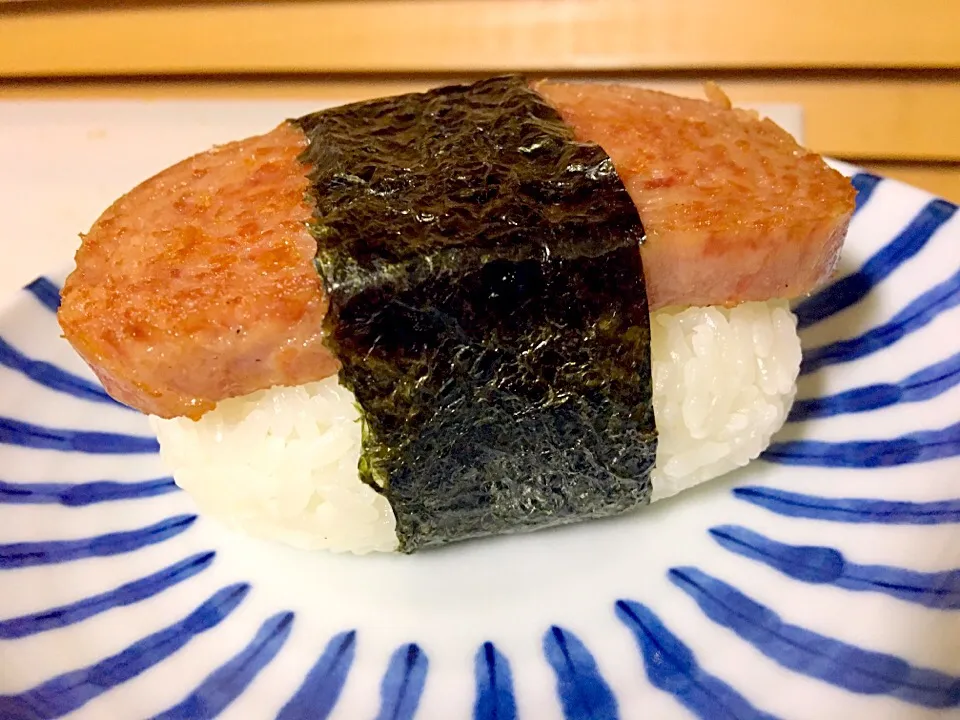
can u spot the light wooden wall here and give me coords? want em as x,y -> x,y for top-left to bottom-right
1,0 -> 958,201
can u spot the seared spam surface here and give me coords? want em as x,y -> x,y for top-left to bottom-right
58,123 -> 338,419
536,81 -> 856,309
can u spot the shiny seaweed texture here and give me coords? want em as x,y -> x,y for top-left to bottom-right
294,76 -> 655,551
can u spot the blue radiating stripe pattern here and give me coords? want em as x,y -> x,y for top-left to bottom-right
277,631 -> 357,720
24,277 -> 61,313
543,626 -> 619,720
763,420 -> 960,468
794,197 -> 956,330
375,644 -> 429,720
849,173 -> 882,215
615,600 -> 779,720
732,487 -> 960,524
151,612 -> 295,720
710,526 -> 960,609
0,551 -> 215,638
0,515 -> 196,569
0,477 -> 177,506
0,416 -> 158,454
0,583 -> 250,720
801,267 -> 960,375
473,642 -> 517,720
790,350 -> 960,420
0,336 -> 118,406
669,567 -> 960,708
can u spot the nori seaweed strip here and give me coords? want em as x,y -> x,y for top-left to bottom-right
294,76 -> 656,552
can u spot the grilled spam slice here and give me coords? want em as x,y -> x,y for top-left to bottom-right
58,80 -> 855,419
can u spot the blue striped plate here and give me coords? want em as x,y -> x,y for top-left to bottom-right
0,165 -> 957,719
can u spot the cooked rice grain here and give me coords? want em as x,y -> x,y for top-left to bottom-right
649,300 -> 800,501
151,380 -> 397,553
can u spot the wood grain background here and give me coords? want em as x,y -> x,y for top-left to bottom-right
1,0 -> 957,200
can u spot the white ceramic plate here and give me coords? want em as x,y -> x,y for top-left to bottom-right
0,140 -> 958,717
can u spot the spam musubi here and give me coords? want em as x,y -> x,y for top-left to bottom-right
58,76 -> 856,553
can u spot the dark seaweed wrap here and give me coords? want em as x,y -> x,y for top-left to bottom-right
294,76 -> 657,552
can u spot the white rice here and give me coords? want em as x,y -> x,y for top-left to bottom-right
151,300 -> 800,553
151,380 -> 397,553
649,300 -> 800,501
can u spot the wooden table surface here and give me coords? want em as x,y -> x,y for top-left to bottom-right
1,0 -> 958,201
